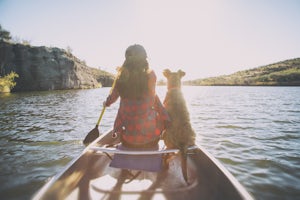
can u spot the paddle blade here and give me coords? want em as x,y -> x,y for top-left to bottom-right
83,126 -> 100,146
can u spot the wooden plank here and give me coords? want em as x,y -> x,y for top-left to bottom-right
89,146 -> 198,155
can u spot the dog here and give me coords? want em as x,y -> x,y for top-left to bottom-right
162,69 -> 196,184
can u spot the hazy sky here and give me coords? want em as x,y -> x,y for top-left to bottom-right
1,0 -> 300,80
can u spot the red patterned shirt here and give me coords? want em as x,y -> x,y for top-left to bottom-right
105,70 -> 170,145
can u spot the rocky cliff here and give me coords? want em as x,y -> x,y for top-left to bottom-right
0,41 -> 113,92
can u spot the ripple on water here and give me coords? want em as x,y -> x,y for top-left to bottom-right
1,87 -> 300,200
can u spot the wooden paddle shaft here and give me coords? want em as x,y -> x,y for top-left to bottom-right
96,75 -> 117,126
96,106 -> 106,126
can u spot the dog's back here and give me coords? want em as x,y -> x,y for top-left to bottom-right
163,69 -> 196,150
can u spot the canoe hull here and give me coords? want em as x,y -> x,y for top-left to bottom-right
33,131 -> 253,200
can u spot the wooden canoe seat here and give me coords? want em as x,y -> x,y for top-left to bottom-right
89,144 -> 198,172
89,142 -> 167,172
89,144 -> 198,155
110,144 -> 163,172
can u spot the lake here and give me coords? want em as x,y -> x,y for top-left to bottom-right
0,86 -> 299,200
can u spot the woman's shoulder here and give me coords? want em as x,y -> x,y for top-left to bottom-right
147,69 -> 156,77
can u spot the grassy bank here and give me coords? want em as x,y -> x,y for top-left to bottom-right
185,58 -> 300,86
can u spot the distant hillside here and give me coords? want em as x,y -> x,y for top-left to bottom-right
90,67 -> 114,87
185,58 -> 300,86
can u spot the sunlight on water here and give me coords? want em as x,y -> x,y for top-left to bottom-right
0,86 -> 300,199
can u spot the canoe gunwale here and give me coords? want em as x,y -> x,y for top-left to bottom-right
32,132 -> 110,200
194,146 -> 254,200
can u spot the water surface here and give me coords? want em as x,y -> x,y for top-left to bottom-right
0,86 -> 299,200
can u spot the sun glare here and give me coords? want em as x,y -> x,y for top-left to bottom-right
132,0 -> 227,79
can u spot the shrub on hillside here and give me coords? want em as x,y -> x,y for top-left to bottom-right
0,72 -> 19,92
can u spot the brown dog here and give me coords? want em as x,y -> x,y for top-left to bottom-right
162,69 -> 196,184
163,69 -> 196,149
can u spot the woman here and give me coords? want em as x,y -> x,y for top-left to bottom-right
104,44 -> 170,149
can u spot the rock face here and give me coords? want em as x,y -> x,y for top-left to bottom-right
0,41 -> 112,92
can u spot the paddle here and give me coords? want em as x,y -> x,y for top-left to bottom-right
83,77 -> 117,145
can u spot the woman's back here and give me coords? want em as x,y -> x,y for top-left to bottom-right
104,44 -> 169,147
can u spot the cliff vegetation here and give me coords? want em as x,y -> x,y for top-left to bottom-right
0,71 -> 18,92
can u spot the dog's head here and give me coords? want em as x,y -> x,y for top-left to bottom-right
163,69 -> 185,89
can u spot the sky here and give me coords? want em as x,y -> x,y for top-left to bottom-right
0,0 -> 300,80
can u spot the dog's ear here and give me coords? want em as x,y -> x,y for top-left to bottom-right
163,69 -> 171,78
178,70 -> 186,78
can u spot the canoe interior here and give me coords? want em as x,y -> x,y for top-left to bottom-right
33,131 -> 253,200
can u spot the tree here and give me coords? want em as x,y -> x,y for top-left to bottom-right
0,72 -> 19,92
0,25 -> 12,41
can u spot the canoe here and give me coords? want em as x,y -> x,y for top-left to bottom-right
33,130 -> 254,200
